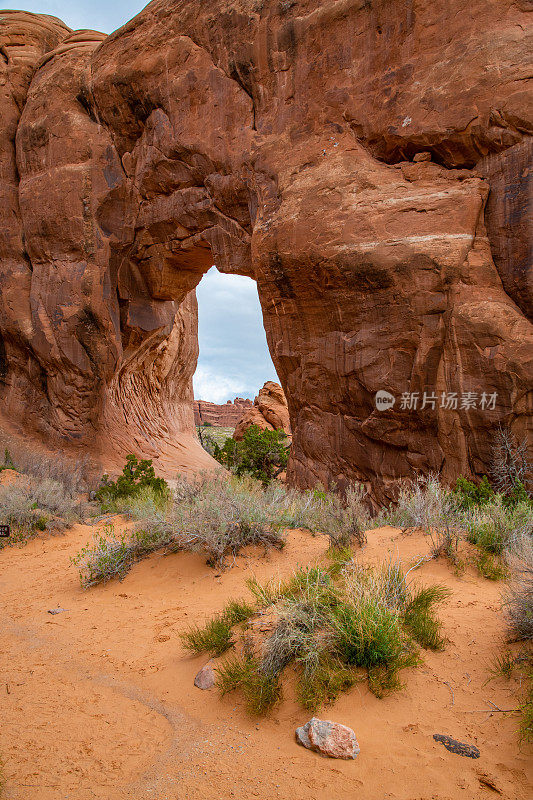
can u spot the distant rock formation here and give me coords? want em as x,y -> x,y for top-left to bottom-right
194,397 -> 252,427
0,4 -> 531,498
233,382 -> 291,441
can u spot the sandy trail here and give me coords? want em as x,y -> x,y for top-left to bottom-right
0,521 -> 531,799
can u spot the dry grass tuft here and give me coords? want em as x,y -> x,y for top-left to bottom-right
0,432 -> 98,494
202,559 -> 449,714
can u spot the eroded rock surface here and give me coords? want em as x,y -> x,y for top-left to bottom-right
233,381 -> 291,440
194,397 -> 253,427
0,3 -> 531,495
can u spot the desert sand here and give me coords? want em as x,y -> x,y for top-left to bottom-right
1,521 -> 531,800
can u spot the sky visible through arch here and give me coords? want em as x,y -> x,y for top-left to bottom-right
194,268 -> 279,403
14,2 -> 279,403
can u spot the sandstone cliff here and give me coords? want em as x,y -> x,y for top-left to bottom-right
0,3 -> 531,498
233,382 -> 291,441
194,397 -> 253,427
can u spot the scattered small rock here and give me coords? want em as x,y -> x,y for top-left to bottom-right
194,663 -> 215,690
47,608 -> 67,615
433,734 -> 480,759
295,722 -> 312,749
413,151 -> 432,162
295,717 -> 359,759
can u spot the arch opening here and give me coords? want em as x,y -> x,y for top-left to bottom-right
193,266 -> 279,406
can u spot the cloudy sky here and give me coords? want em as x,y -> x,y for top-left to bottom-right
194,268 -> 278,403
15,2 -> 279,403
13,1 -> 147,33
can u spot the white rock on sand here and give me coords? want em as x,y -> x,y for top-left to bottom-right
295,717 -> 360,759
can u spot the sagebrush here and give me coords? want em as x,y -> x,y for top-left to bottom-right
0,476 -> 90,548
0,432 -> 97,493
74,468 -> 372,585
187,559 -> 449,714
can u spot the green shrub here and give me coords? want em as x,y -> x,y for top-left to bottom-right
333,598 -> 400,665
403,585 -> 450,649
296,654 -> 359,710
180,597 -> 256,657
201,559 -> 448,714
182,617 -> 235,657
475,551 -> 510,581
95,455 -> 170,511
465,498 -> 533,555
216,650 -> 283,715
453,475 -> 494,511
213,425 -> 289,485
223,599 -> 256,626
502,481 -> 532,510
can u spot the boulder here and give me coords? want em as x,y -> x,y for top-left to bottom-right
295,718 -> 360,760
194,663 -> 215,690
233,382 -> 291,441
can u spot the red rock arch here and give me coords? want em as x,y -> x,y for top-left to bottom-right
1,4 -> 532,499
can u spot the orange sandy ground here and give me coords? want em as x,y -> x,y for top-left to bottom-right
1,520 -> 532,800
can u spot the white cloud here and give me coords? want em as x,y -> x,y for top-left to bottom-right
193,366 -> 249,405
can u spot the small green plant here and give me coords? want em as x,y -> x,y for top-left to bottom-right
465,498 -> 533,555
0,448 -> 15,471
72,525 -> 131,586
296,654 -> 360,710
503,481 -> 532,510
489,650 -> 516,680
95,455 -> 170,511
213,425 -> 289,485
403,585 -> 451,649
33,515 -> 48,532
72,520 -> 174,587
217,646 -> 283,715
475,551 -> 510,581
182,617 -> 235,657
486,647 -> 533,743
181,597 -> 256,656
194,559 -> 449,715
